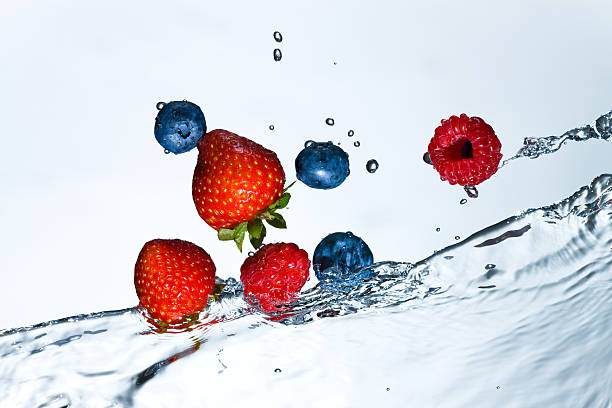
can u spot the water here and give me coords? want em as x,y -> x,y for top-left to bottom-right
273,49 -> 282,62
354,141 -> 360,147
366,159 -> 379,173
348,130 -> 354,137
273,31 -> 282,43
325,118 -> 335,126
1,172 -> 611,407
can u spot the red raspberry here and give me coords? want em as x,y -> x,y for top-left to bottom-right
427,114 -> 502,186
240,243 -> 310,313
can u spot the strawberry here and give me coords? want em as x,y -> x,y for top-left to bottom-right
192,129 -> 293,251
240,243 -> 310,313
427,114 -> 502,186
134,239 -> 216,324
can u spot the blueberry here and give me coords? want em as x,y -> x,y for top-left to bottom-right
154,100 -> 206,154
313,232 -> 374,281
295,141 -> 350,189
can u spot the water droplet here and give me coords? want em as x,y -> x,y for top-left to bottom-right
274,368 -> 282,373
248,251 -> 255,257
333,62 -> 337,66
269,125 -> 275,130
436,227 -> 441,232
366,159 -> 379,173
485,264 -> 496,270
156,102 -> 166,111
496,386 -> 501,390
273,49 -> 282,61
354,141 -> 360,147
304,140 -> 315,148
464,185 -> 479,198
273,31 -> 283,42
386,387 -> 390,391
348,130 -> 354,137
460,198 -> 467,205
423,152 -> 432,165
164,149 -> 170,154
325,118 -> 335,126
455,236 -> 460,240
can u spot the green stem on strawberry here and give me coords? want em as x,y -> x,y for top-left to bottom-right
216,181 -> 295,251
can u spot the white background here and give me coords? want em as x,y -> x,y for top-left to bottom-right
1,0 -> 611,329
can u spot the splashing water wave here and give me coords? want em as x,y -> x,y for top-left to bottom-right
1,171 -> 611,407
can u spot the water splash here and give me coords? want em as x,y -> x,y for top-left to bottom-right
1,175 -> 611,406
500,109 -> 611,168
464,185 -> 478,198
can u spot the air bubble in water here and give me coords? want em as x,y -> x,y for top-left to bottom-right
436,227 -> 441,232
386,388 -> 390,391
304,140 -> 315,148
269,125 -> 275,130
248,251 -> 255,257
464,185 -> 479,198
326,118 -> 335,126
455,236 -> 460,240
366,159 -> 379,173
348,130 -> 354,137
273,49 -> 282,61
423,152 -> 432,165
485,264 -> 496,270
273,31 -> 283,42
354,141 -> 360,147
460,199 -> 467,205
156,102 -> 166,111
164,149 -> 170,154
274,368 -> 282,373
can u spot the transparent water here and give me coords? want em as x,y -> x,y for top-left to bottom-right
1,115 -> 612,407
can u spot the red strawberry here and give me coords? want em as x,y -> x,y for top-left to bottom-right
192,129 -> 293,251
240,243 -> 310,313
427,114 -> 502,186
134,239 -> 216,324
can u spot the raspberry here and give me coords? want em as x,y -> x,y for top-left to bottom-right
427,114 -> 502,186
240,243 -> 310,313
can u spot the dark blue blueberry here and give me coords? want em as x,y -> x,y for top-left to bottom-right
295,141 -> 350,189
313,232 -> 374,282
154,100 -> 206,154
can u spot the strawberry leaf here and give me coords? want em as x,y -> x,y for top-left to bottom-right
265,212 -> 287,229
218,228 -> 235,241
283,180 -> 296,192
247,218 -> 264,239
272,192 -> 291,210
249,224 -> 266,249
233,222 -> 248,252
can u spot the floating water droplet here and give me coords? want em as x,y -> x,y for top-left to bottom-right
354,141 -> 360,147
348,130 -> 354,137
156,102 -> 166,111
366,159 -> 379,173
595,110 -> 612,140
164,149 -> 170,154
455,236 -> 460,240
436,227 -> 441,232
269,125 -> 275,130
423,152 -> 432,165
273,31 -> 283,42
304,140 -> 315,148
273,49 -> 282,61
274,368 -> 281,373
325,118 -> 335,126
485,263 -> 496,270
496,386 -> 501,390
460,199 -> 467,205
464,185 -> 479,198
386,388 -> 390,391
248,251 -> 254,257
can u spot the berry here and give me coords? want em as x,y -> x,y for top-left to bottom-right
427,114 -> 502,186
192,129 -> 291,251
313,232 -> 373,281
134,239 -> 216,324
295,141 -> 350,189
154,101 -> 206,154
240,243 -> 310,313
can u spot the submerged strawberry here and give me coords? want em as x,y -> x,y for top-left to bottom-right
192,129 -> 293,251
134,239 -> 216,324
240,242 -> 310,313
